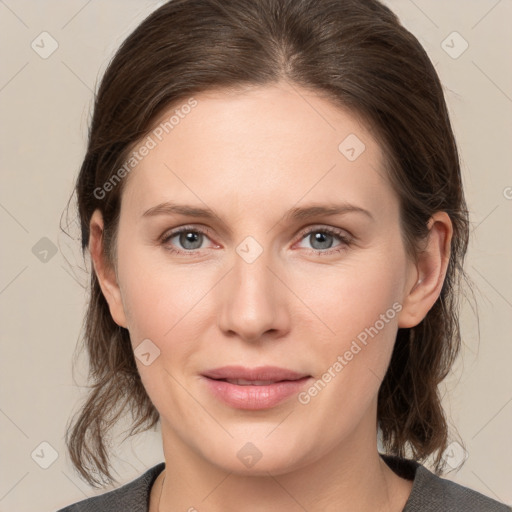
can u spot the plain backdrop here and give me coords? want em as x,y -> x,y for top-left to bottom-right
0,1 -> 511,511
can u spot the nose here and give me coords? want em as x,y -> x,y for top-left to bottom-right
216,245 -> 291,343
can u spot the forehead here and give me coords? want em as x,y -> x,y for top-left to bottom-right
120,82 -> 396,218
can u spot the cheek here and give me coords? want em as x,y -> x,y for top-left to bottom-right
116,237 -> 206,338
296,252 -> 405,342
116,244 -> 219,403
294,249 -> 406,403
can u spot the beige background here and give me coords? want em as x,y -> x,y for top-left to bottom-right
0,1 -> 511,510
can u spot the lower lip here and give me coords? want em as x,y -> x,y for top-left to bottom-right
202,376 -> 312,410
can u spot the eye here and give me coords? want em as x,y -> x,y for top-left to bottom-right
161,226 -> 216,255
295,226 -> 352,254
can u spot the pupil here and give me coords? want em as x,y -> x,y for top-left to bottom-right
312,232 -> 332,249
181,231 -> 201,249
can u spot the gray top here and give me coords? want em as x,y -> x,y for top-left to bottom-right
57,456 -> 511,511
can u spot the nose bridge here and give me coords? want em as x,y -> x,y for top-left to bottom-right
217,235 -> 288,341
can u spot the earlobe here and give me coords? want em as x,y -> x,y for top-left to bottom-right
397,212 -> 453,328
89,209 -> 128,329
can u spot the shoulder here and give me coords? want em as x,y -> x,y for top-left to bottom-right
407,464 -> 511,511
382,455 -> 511,512
56,462 -> 165,512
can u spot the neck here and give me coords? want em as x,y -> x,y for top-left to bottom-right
155,418 -> 412,512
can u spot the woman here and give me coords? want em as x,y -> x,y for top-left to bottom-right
57,0 -> 510,510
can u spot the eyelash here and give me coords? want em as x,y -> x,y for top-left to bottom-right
160,225 -> 352,257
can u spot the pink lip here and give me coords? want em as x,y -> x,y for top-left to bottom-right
201,365 -> 312,410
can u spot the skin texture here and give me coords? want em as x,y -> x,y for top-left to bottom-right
89,81 -> 452,511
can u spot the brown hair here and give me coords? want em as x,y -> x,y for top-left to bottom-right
65,0 -> 471,487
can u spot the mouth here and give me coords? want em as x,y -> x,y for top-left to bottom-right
200,366 -> 312,410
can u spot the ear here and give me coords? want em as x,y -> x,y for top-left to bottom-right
397,211 -> 453,328
89,209 -> 128,328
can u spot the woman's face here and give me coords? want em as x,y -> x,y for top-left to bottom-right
101,82 -> 421,475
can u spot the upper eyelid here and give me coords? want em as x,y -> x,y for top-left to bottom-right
161,224 -> 214,241
296,225 -> 351,238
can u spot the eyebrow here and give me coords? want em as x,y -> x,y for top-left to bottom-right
142,201 -> 374,222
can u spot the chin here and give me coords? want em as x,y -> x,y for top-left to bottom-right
201,436 -> 315,477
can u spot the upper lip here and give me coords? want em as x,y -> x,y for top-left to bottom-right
202,365 -> 310,382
